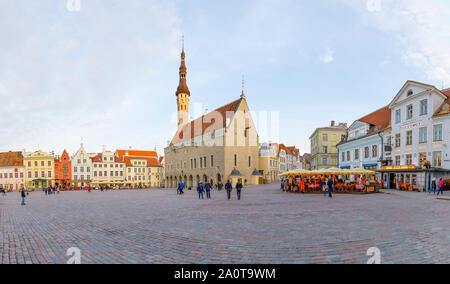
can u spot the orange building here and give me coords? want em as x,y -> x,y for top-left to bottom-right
54,150 -> 72,188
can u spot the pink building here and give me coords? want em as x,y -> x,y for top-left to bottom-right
0,151 -> 25,191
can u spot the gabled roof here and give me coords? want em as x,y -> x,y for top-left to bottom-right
91,153 -> 124,163
171,98 -> 242,145
0,151 -> 23,167
357,106 -> 391,131
433,89 -> 450,118
389,80 -> 446,107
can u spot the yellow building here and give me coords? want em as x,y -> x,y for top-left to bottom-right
24,151 -> 55,190
310,121 -> 347,170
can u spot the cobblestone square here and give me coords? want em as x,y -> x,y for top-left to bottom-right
0,185 -> 449,264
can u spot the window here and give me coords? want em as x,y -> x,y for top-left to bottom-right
406,154 -> 412,165
433,124 -> 443,141
323,134 -> 328,142
387,136 -> 392,146
211,155 -> 214,168
407,105 -> 413,120
372,145 -> 378,158
433,151 -> 442,167
395,109 -> 401,123
406,130 -> 413,146
355,149 -> 359,160
234,154 -> 237,167
322,158 -> 328,165
395,156 -> 400,166
420,100 -> 428,116
395,134 -> 401,148
419,127 -> 427,143
248,156 -> 251,168
347,151 -> 350,161
342,152 -> 345,162
323,146 -> 328,154
407,90 -> 413,96
364,147 -> 369,159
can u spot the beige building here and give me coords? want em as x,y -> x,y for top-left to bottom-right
310,121 -> 347,170
164,45 -> 260,188
258,143 -> 279,184
116,150 -> 163,188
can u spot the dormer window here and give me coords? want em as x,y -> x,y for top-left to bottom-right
443,104 -> 449,110
407,90 -> 413,96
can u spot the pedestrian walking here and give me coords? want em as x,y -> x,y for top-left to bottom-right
1,186 -> 6,197
236,180 -> 243,200
179,182 -> 185,195
197,182 -> 204,199
300,178 -> 305,194
225,180 -> 232,200
429,178 -> 437,195
205,182 -> 212,199
437,178 -> 444,196
218,182 -> 223,191
20,188 -> 26,206
327,177 -> 333,199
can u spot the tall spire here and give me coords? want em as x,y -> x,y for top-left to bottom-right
176,35 -> 190,96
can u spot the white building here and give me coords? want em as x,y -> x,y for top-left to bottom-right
91,147 -> 125,185
380,81 -> 450,190
71,143 -> 92,187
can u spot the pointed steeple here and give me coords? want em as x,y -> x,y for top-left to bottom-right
176,35 -> 190,96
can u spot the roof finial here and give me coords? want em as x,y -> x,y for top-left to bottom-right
241,75 -> 246,98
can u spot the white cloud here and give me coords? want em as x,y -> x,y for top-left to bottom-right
321,48 -> 334,64
0,0 -> 181,154
343,0 -> 450,85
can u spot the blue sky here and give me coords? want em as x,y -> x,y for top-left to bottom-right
1,0 -> 449,156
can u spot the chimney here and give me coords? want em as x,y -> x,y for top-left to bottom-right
331,121 -> 335,127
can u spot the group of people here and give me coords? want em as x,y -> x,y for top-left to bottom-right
430,178 -> 445,196
282,176 -> 334,198
44,186 -> 60,196
176,180 -> 244,200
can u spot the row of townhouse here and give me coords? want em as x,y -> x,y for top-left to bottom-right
337,80 -> 450,191
0,145 -> 163,191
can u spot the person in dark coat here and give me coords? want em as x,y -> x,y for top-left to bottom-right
225,180 -> 232,200
205,182 -> 212,199
197,182 -> 204,199
236,180 -> 243,200
20,188 -> 26,205
327,178 -> 333,198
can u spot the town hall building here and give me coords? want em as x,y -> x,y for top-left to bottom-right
164,44 -> 261,188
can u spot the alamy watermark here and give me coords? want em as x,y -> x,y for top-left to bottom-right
67,0 -> 81,12
66,247 -> 81,264
366,0 -> 382,12
367,247 -> 381,264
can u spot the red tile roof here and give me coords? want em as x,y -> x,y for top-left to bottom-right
171,98 -> 242,145
0,151 -> 23,167
357,106 -> 391,131
116,150 -> 157,160
433,89 -> 450,117
123,156 -> 162,167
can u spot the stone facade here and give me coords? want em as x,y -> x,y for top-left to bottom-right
23,150 -> 55,190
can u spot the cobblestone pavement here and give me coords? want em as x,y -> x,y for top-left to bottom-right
0,185 -> 449,264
